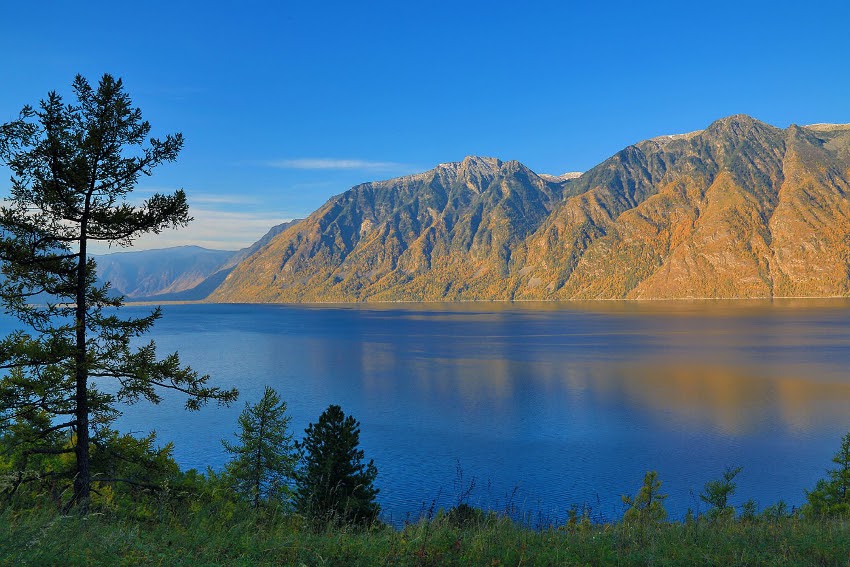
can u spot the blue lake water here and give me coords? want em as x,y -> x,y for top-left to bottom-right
7,300 -> 850,523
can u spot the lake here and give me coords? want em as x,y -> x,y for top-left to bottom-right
8,300 -> 850,523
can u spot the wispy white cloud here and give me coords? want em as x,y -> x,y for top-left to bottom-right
135,187 -> 264,207
265,158 -> 413,172
189,193 -> 261,206
88,207 -> 290,254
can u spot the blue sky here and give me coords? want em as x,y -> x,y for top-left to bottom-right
2,0 -> 849,252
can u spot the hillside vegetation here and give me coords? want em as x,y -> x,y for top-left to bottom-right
3,507 -> 848,566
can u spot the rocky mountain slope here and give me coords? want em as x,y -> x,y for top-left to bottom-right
209,115 -> 850,302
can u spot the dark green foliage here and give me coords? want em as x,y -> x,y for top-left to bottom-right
700,465 -> 742,521
222,386 -> 297,509
740,498 -> 758,521
565,504 -> 593,533
761,500 -> 794,521
804,431 -> 850,518
0,423 -> 178,513
295,404 -> 379,526
0,74 -> 237,512
622,470 -> 667,525
445,503 -> 484,528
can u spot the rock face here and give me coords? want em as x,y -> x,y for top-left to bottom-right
209,116 -> 850,302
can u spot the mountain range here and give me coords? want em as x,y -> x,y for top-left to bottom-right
101,115 -> 850,302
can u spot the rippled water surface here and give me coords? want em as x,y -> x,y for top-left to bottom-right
13,300 -> 850,522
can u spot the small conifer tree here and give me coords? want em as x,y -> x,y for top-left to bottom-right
222,387 -> 296,509
700,465 -> 742,521
294,404 -> 379,526
804,431 -> 850,518
622,470 -> 667,524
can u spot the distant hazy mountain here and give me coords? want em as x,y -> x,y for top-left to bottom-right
95,219 -> 301,301
95,246 -> 236,298
209,115 -> 850,302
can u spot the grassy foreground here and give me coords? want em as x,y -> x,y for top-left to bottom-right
2,506 -> 849,566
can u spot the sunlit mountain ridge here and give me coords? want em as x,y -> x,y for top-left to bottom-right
208,115 -> 850,302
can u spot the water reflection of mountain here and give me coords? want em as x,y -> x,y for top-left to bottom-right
585,362 -> 850,435
311,317 -> 850,438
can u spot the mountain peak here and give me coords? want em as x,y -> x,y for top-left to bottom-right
435,155 -> 502,173
704,114 -> 778,136
463,155 -> 502,167
426,156 -> 506,187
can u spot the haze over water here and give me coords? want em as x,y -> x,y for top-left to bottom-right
17,300 -> 850,523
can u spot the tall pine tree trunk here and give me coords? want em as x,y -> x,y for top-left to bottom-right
254,412 -> 266,509
72,203 -> 91,511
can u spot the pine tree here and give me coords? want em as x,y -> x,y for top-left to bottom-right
222,386 -> 297,509
804,431 -> 850,518
295,404 -> 380,526
0,74 -> 237,511
622,470 -> 668,524
700,465 -> 742,521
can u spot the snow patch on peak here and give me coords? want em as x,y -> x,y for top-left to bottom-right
649,130 -> 703,144
805,123 -> 850,132
540,172 -> 582,182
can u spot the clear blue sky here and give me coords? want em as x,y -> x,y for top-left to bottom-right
2,1 -> 849,252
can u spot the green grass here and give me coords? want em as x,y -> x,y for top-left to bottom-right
3,506 -> 849,566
